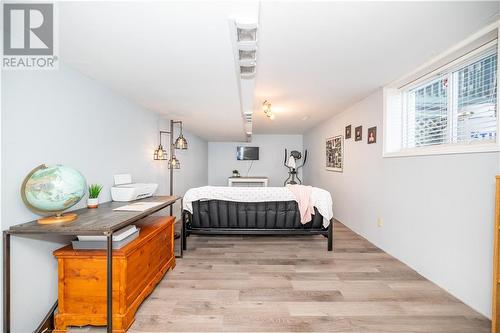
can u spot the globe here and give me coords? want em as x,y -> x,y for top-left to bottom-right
21,164 -> 86,222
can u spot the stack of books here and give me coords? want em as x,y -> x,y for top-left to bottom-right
72,225 -> 140,250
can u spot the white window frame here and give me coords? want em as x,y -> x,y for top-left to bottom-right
383,22 -> 500,158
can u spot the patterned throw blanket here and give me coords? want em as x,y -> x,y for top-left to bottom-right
183,186 -> 333,227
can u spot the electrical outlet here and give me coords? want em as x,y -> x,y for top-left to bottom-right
377,218 -> 384,227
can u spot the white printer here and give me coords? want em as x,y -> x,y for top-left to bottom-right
110,174 -> 158,202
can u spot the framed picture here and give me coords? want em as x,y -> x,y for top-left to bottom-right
355,126 -> 362,141
326,135 -> 343,172
345,125 -> 352,139
368,126 -> 377,144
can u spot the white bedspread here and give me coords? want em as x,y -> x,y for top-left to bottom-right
183,186 -> 333,227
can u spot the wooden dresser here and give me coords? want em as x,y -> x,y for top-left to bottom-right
53,216 -> 175,332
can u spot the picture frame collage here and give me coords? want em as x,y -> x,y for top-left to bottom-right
326,124 -> 377,172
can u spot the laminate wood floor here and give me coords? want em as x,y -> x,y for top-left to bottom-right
71,222 -> 490,332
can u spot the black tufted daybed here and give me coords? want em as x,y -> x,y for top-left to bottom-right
182,200 -> 333,251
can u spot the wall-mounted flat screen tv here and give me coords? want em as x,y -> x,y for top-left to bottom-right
237,146 -> 259,160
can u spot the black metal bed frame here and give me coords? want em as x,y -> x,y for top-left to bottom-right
182,210 -> 333,251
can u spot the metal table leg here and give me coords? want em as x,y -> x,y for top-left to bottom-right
174,200 -> 183,259
180,200 -> 183,258
106,232 -> 113,333
182,213 -> 187,252
3,231 -> 10,333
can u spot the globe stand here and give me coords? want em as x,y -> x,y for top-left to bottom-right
38,213 -> 78,225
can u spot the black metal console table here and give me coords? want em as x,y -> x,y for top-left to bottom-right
3,195 -> 179,333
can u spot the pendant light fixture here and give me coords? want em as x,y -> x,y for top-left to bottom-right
175,134 -> 188,150
174,122 -> 188,149
168,152 -> 181,169
153,120 -> 188,161
153,137 -> 168,160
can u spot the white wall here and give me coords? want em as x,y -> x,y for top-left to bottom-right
1,64 -> 207,332
303,89 -> 498,318
208,134 -> 303,187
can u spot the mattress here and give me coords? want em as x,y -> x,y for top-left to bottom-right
189,200 -> 324,230
183,186 -> 333,227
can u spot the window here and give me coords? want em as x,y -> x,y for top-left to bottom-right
384,35 -> 499,157
405,76 -> 449,148
403,47 -> 497,149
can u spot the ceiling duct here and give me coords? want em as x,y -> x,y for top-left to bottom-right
230,17 -> 259,140
234,22 -> 258,80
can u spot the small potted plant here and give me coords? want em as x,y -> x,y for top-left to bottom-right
87,184 -> 103,209
232,169 -> 240,177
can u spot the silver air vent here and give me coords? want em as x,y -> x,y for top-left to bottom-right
240,65 -> 256,78
236,22 -> 258,43
237,27 -> 257,42
244,112 -> 253,123
234,22 -> 258,80
239,49 -> 257,62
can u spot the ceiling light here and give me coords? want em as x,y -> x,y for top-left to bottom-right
263,100 -> 270,112
262,100 -> 275,120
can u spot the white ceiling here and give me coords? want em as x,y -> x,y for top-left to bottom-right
253,1 -> 499,134
59,1 -> 499,141
59,1 -> 259,141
